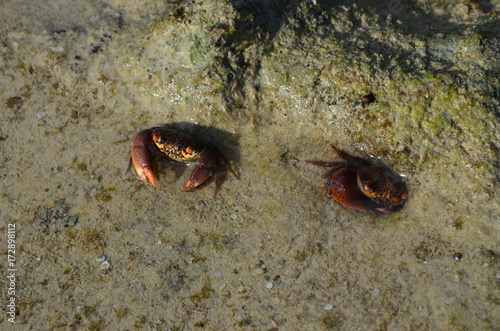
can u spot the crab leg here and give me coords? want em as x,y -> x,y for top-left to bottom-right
183,145 -> 238,196
131,129 -> 157,186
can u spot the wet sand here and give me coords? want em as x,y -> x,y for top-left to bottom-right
0,0 -> 498,329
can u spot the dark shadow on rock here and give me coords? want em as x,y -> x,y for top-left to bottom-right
218,0 -> 498,104
215,0 -> 301,110
297,0 -> 497,76
314,0 -> 497,36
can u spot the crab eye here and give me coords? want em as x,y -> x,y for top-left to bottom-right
185,146 -> 194,154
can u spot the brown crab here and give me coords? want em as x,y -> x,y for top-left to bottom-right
131,127 -> 238,195
306,144 -> 408,214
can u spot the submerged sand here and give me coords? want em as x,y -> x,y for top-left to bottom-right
0,0 -> 498,329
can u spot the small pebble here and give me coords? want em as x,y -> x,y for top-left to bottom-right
266,282 -> 273,289
100,260 -> 111,270
37,112 -> 46,118
214,270 -> 223,278
96,255 -> 106,262
325,304 -> 333,310
67,216 -> 78,226
289,269 -> 301,278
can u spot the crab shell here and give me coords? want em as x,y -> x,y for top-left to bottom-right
307,144 -> 408,214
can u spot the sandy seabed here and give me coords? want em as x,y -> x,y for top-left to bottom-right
0,0 -> 499,330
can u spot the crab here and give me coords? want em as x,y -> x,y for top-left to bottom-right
130,127 -> 238,195
306,144 -> 408,214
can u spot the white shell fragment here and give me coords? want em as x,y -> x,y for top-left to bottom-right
96,255 -> 106,262
100,260 -> 111,270
96,255 -> 111,270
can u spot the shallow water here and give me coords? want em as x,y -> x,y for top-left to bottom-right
0,0 -> 498,329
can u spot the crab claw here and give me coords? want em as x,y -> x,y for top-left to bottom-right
183,145 -> 238,196
183,165 -> 214,192
131,129 -> 156,186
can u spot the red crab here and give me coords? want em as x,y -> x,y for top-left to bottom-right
131,127 -> 238,195
307,144 -> 408,213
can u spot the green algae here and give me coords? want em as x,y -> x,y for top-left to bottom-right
189,32 -> 212,67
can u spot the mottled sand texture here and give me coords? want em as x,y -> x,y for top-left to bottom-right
0,0 -> 498,329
